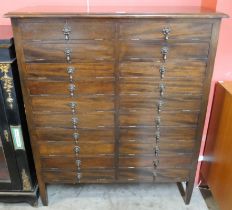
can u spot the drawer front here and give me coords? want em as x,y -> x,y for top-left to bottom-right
119,154 -> 192,168
120,126 -> 197,142
119,141 -> 194,155
119,60 -> 206,79
23,41 -> 114,63
38,142 -> 114,156
120,96 -> 201,112
41,156 -> 115,169
34,127 -> 114,142
119,42 -> 209,60
31,96 -> 114,112
20,19 -> 115,40
119,111 -> 199,126
25,63 -> 114,79
27,80 -> 114,95
33,112 -> 114,128
119,78 -> 202,96
42,170 -> 115,183
119,20 -> 212,41
118,168 -> 190,182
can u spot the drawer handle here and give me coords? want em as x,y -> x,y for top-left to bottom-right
63,23 -> 71,40
156,117 -> 161,126
67,67 -> 75,82
162,27 -> 171,40
68,84 -> 76,97
64,48 -> 72,63
159,66 -> 166,79
73,132 -> 80,141
157,101 -> 163,113
72,117 -> 79,129
77,172 -> 82,180
153,159 -> 159,168
154,145 -> 159,157
69,102 -> 77,113
74,145 -> 80,153
161,47 -> 169,62
155,133 -> 160,143
159,84 -> 165,97
76,159 -> 81,168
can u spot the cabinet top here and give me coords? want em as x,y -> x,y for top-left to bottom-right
5,6 -> 228,19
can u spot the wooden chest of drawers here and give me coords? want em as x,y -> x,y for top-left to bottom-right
6,6 -> 227,206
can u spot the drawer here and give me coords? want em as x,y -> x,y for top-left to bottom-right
25,63 -> 114,79
118,168 -> 190,182
33,112 -> 114,128
31,95 -> 114,112
119,110 -> 199,126
120,126 -> 197,142
20,19 -> 115,40
119,141 -> 195,155
42,169 -> 115,183
119,20 -> 212,41
38,141 -> 114,156
120,95 -> 201,111
26,79 -> 114,95
119,78 -> 202,96
119,42 -> 209,60
119,60 -> 206,79
41,156 -> 115,169
119,154 -> 192,168
23,41 -> 114,63
34,127 -> 114,142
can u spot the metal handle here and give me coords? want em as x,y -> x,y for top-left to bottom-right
157,101 -> 163,113
159,84 -> 165,97
162,27 -> 171,40
155,133 -> 160,143
76,159 -> 81,168
74,145 -> 80,153
153,159 -> 159,168
63,23 -> 71,40
161,47 -> 169,62
64,48 -> 72,63
77,172 -> 82,180
156,117 -> 161,126
154,145 -> 159,157
67,67 -> 75,82
72,117 -> 79,129
68,84 -> 76,97
3,130 -> 9,142
73,132 -> 80,141
69,102 -> 77,114
159,66 -> 166,79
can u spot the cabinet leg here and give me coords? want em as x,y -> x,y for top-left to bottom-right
38,181 -> 48,206
176,181 -> 194,205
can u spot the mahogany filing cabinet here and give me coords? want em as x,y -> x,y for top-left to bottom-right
6,6 -> 227,205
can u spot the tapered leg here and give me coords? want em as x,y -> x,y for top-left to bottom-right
38,180 -> 48,206
176,181 -> 194,205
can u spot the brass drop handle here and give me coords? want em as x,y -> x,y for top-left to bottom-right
157,101 -> 163,113
161,47 -> 169,62
69,102 -> 77,114
159,84 -> 165,97
63,24 -> 71,40
73,132 -> 80,141
72,117 -> 79,129
68,84 -> 76,97
153,159 -> 159,168
156,117 -> 161,126
162,27 -> 171,40
67,67 -> 75,82
64,48 -> 72,63
155,133 -> 160,143
74,145 -> 80,153
159,66 -> 166,79
154,145 -> 159,157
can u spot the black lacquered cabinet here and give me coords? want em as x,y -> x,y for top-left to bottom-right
0,25 -> 38,206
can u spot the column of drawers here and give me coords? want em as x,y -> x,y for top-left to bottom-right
117,20 -> 211,182
20,19 -> 116,183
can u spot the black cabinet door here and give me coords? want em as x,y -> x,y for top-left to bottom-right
0,88 -> 21,190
